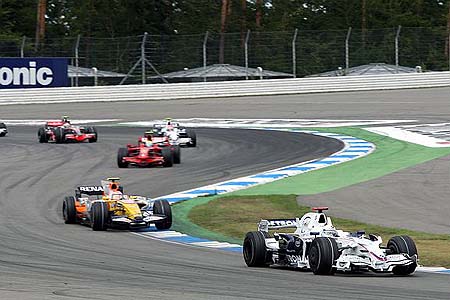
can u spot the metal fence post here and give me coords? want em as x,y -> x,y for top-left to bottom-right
203,31 -> 209,82
92,67 -> 98,86
257,67 -> 263,79
20,36 -> 26,57
74,34 -> 81,87
345,27 -> 352,75
395,25 -> 402,73
244,30 -> 250,80
292,29 -> 298,78
141,32 -> 148,84
448,32 -> 450,72
70,58 -> 74,87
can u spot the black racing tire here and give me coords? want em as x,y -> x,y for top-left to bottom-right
153,199 -> 172,230
387,235 -> 418,275
187,129 -> 196,147
243,231 -> 270,267
117,147 -> 129,168
54,127 -> 66,144
91,201 -> 108,231
87,126 -> 98,143
308,237 -> 339,275
63,196 -> 77,224
172,145 -> 181,164
161,148 -> 173,167
187,129 -> 197,147
0,122 -> 6,137
38,127 -> 48,143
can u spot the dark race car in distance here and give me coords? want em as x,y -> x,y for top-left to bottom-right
38,120 -> 97,143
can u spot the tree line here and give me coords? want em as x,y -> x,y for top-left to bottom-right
1,1 -> 449,76
0,0 -> 449,40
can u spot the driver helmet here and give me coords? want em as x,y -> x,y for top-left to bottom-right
144,130 -> 154,138
141,137 -> 153,147
62,115 -> 70,123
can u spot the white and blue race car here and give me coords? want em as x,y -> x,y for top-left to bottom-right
152,118 -> 196,147
243,207 -> 418,275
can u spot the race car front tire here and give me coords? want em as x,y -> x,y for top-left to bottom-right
387,235 -> 418,275
172,145 -> 181,164
38,127 -> 48,143
153,199 -> 172,230
63,196 -> 77,224
91,201 -> 108,231
243,231 -> 270,267
117,148 -> 129,168
309,237 -> 339,275
187,129 -> 196,147
87,126 -> 98,143
161,148 -> 173,167
54,127 -> 66,144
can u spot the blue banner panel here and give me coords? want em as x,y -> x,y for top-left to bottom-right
0,58 -> 68,88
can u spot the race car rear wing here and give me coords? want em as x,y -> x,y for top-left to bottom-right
258,218 -> 299,232
77,186 -> 104,195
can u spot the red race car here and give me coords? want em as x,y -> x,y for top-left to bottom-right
145,131 -> 181,164
38,117 -> 97,144
117,137 -> 173,168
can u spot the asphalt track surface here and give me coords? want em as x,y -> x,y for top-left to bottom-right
0,125 -> 349,300
1,87 -> 450,122
1,88 -> 450,299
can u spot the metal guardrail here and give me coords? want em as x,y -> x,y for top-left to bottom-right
0,72 -> 449,105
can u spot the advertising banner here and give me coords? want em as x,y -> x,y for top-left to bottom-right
0,58 -> 68,88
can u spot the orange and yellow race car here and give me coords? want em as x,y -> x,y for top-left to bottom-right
62,178 -> 171,231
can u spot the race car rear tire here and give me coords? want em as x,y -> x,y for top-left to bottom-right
54,127 -> 66,144
187,129 -> 196,147
63,196 -> 77,224
387,235 -> 418,275
87,126 -> 98,143
243,231 -> 270,267
172,145 -> 181,164
161,148 -> 173,167
117,148 -> 129,168
153,199 -> 172,230
309,237 -> 339,275
91,201 -> 108,231
38,127 -> 48,143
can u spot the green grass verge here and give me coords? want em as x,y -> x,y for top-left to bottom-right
189,195 -> 450,268
231,127 -> 450,195
172,195 -> 243,245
